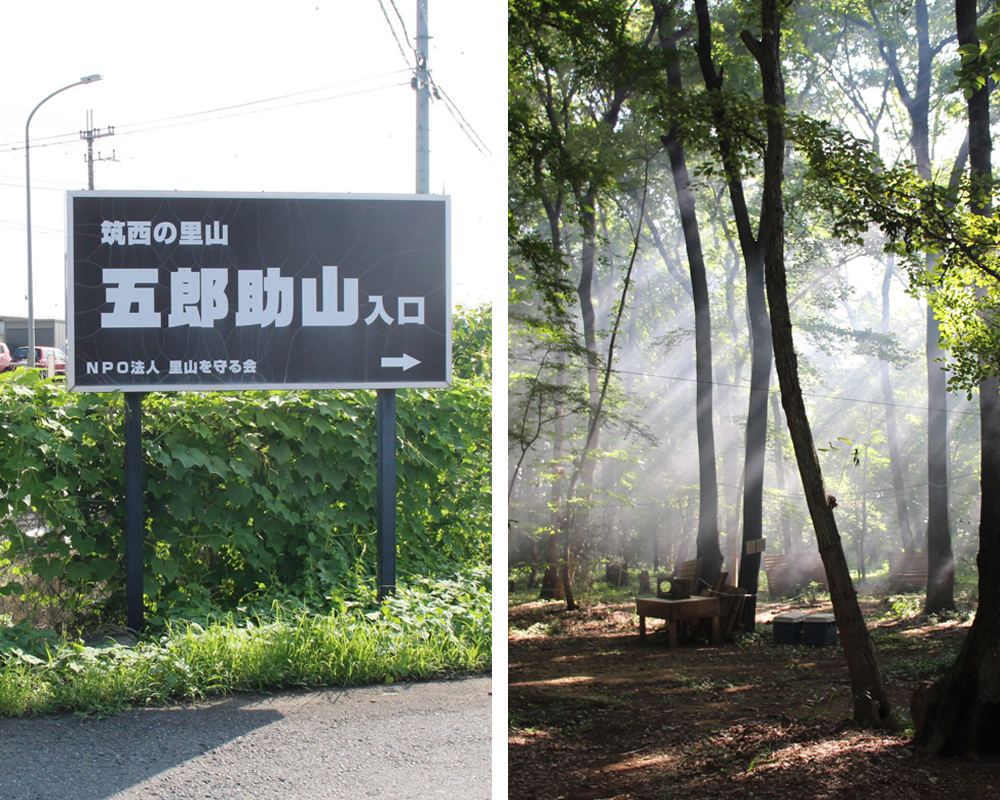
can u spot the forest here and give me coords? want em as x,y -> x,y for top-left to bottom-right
508,0 -> 1000,793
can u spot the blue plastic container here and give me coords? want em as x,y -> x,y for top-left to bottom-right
772,612 -> 807,645
803,613 -> 837,646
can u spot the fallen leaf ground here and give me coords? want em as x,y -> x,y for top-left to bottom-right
508,593 -> 1000,799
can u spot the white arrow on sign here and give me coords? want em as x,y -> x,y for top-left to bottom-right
381,354 -> 421,371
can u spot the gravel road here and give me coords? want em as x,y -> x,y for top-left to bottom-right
0,676 -> 491,800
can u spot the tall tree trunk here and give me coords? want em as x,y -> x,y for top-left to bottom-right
720,252 -> 747,577
524,5 -> 640,609
657,22 -> 722,587
556,201 -> 605,611
925,304 -> 956,612
561,160 -> 649,610
770,388 -> 794,554
881,255 -> 915,553
874,0 -> 955,610
912,0 -> 1000,755
531,190 -> 570,601
540,351 -> 567,600
688,0 -> 771,625
868,0 -> 954,609
743,0 -> 895,729
738,246 -> 771,628
921,129 -> 973,611
859,443 -> 871,582
922,134 -> 972,610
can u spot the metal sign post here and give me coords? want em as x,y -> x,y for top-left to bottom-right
124,392 -> 146,631
376,389 -> 397,599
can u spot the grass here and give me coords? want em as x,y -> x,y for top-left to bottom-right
0,571 -> 491,718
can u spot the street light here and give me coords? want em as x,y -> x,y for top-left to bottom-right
25,74 -> 102,368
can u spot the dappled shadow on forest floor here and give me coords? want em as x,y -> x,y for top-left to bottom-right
509,595 -> 1000,800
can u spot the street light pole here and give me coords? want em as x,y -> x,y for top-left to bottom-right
25,74 -> 102,368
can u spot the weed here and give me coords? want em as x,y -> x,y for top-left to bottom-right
747,744 -> 776,772
883,595 -> 924,620
508,710 -> 538,734
675,672 -> 735,693
883,652 -> 957,681
556,717 -> 595,737
0,621 -> 61,658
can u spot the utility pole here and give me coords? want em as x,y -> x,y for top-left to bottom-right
80,110 -> 116,190
415,0 -> 430,193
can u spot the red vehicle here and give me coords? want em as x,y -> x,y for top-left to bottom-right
0,342 -> 11,373
9,346 -> 67,376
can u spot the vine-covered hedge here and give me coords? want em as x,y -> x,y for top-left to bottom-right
0,308 -> 491,624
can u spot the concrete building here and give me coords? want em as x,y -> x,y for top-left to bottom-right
0,317 -> 67,351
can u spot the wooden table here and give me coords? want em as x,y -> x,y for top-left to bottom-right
635,596 -> 721,646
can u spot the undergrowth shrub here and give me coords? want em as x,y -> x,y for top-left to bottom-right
0,307 -> 491,628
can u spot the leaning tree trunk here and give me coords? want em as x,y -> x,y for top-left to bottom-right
743,1 -> 895,729
911,0 -> 1000,754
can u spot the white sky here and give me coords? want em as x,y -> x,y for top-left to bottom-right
0,0 -> 505,319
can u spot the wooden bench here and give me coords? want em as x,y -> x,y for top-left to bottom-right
635,596 -> 721,647
888,553 -> 928,593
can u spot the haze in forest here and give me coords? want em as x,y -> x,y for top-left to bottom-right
510,240 -> 979,586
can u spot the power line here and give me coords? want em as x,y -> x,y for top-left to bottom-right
117,82 -> 410,139
1,68 -> 491,170
0,174 -> 78,190
429,78 -> 492,161
0,72 -> 411,154
388,0 -> 414,53
377,0 -> 415,67
0,216 -> 62,234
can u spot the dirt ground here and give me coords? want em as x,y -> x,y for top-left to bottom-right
508,593 -> 1000,800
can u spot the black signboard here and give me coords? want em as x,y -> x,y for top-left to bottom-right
67,192 -> 450,391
